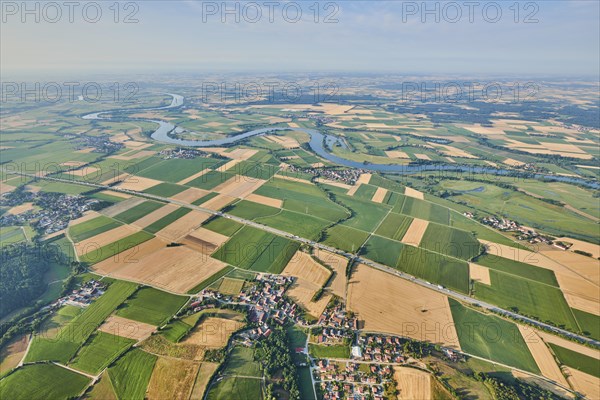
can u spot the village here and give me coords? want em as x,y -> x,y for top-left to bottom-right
478,215 -> 560,247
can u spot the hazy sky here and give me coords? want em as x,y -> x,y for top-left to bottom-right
1,0 -> 599,77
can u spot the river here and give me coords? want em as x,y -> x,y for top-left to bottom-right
82,93 -> 599,189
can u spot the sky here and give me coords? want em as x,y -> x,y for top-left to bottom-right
1,0 -> 599,77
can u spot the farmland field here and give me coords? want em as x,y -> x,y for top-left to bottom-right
113,201 -> 165,224
69,331 -> 135,374
308,344 -> 350,358
206,377 -> 263,400
419,223 -> 481,261
449,299 -> 539,373
321,224 -> 370,253
69,215 -> 122,243
549,344 -> 600,378
374,213 -> 413,241
0,364 -> 90,400
473,270 -> 579,332
116,287 -> 188,326
108,349 -> 158,400
80,231 -> 155,264
213,226 -> 299,273
473,254 -> 559,286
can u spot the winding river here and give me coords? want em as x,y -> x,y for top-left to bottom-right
83,94 -> 599,189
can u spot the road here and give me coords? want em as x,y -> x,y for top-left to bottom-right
8,171 -> 599,349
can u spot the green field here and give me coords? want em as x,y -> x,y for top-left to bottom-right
321,224 -> 370,253
256,210 -> 329,240
161,320 -> 193,342
135,157 -> 226,181
144,207 -> 192,234
337,195 -> 390,232
572,309 -> 600,341
202,217 -> 244,236
108,349 -> 157,400
213,226 -> 299,273
473,270 -> 579,332
69,332 -> 135,374
69,215 -> 122,243
361,235 -> 405,268
26,281 -> 138,363
549,344 -> 600,378
419,223 -> 482,261
206,377 -> 263,400
473,254 -> 559,286
449,299 -> 539,373
308,344 -> 350,358
221,346 -> 262,377
400,196 -> 450,225
116,287 -> 188,326
80,231 -> 154,264
187,170 -> 234,190
143,182 -> 188,197
374,213 -> 413,241
0,226 -> 27,247
113,201 -> 164,224
0,363 -> 91,400
192,191 -> 220,206
227,200 -> 280,220
397,245 -> 470,293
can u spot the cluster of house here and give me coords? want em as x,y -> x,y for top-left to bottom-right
313,303 -> 357,344
357,335 -> 407,364
158,147 -> 212,160
0,191 -> 99,235
239,274 -> 298,325
481,216 -> 555,246
61,280 -> 106,308
315,359 -> 391,400
282,165 -> 367,186
75,134 -> 123,154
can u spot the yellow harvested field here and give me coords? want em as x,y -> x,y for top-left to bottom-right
110,150 -> 156,160
216,159 -> 241,173
461,124 -> 506,136
76,225 -> 139,256
554,237 -> 600,259
68,166 -> 99,177
264,135 -> 300,149
156,210 -> 212,241
371,187 -> 388,203
564,294 -> 599,316
314,249 -> 347,298
404,186 -> 424,200
182,317 -> 244,348
346,184 -> 361,196
564,367 -> 600,400
60,161 -> 84,167
213,175 -> 266,198
0,183 -> 16,195
540,142 -> 587,154
348,264 -> 460,349
245,193 -> 283,208
7,202 -> 35,215
98,315 -> 155,341
92,238 -> 228,293
517,325 -> 569,386
98,190 -> 131,199
394,367 -> 432,400
503,158 -> 525,167
131,204 -> 179,229
224,148 -> 259,160
101,197 -> 145,217
315,178 -> 352,190
356,173 -> 372,185
288,122 -> 300,128
538,331 -> 600,360
414,153 -> 431,160
183,227 -> 229,254
101,173 -> 128,186
189,362 -> 219,400
199,193 -> 236,211
117,176 -> 162,191
469,263 -> 491,285
385,150 -> 410,159
75,147 -> 95,153
282,251 -> 333,317
434,144 -> 476,158
311,162 -> 325,168
0,335 -> 29,374
147,358 -> 199,400
401,218 -> 429,246
177,169 -> 210,185
170,187 -> 210,203
539,250 -> 600,285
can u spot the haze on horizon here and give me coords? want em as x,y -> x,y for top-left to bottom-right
1,0 -> 599,77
